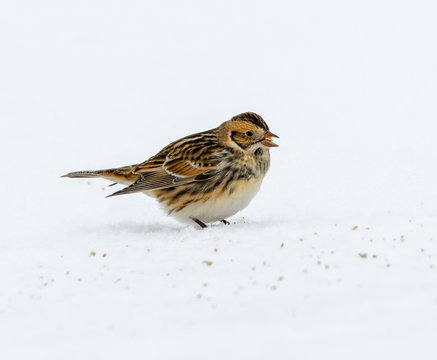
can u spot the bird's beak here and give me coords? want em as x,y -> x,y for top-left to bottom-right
260,131 -> 279,147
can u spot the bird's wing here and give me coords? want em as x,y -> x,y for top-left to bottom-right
106,160 -> 209,197
107,133 -> 228,197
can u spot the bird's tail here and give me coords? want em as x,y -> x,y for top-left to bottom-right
62,170 -> 104,178
62,167 -> 138,186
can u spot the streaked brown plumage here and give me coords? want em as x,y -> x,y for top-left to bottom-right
63,112 -> 278,228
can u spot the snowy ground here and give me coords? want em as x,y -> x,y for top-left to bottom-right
1,1 -> 437,359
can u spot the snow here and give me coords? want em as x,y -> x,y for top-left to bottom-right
1,1 -> 437,359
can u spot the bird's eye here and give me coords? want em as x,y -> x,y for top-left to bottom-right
245,131 -> 253,137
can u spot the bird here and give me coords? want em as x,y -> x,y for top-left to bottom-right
62,112 -> 278,228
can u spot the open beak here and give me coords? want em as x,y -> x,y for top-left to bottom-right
260,131 -> 279,147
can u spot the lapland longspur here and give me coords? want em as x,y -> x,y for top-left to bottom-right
63,112 -> 278,228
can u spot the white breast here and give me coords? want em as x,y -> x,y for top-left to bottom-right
170,178 -> 264,224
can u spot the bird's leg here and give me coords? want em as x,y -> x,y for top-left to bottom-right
192,218 -> 208,229
220,219 -> 230,225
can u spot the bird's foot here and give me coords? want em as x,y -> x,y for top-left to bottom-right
192,218 -> 208,229
220,219 -> 230,225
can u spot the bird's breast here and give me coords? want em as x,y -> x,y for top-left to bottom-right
152,154 -> 270,224
165,176 -> 264,224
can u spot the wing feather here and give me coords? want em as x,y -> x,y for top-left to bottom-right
106,172 -> 191,197
107,130 -> 230,197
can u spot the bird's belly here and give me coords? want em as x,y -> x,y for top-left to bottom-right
170,178 -> 263,224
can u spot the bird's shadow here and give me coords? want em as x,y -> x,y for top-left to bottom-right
76,217 -> 283,237
79,220 -> 182,236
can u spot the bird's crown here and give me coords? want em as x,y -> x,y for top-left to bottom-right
230,112 -> 269,131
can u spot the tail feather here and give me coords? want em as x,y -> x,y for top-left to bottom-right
62,170 -> 103,178
62,167 -> 139,186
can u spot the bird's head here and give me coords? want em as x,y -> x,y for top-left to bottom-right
219,112 -> 279,152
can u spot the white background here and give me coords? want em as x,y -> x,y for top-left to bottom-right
1,1 -> 436,359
